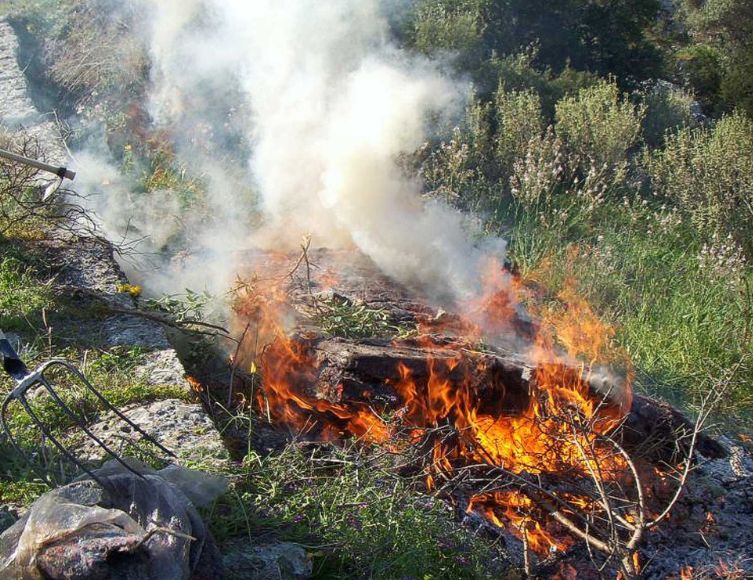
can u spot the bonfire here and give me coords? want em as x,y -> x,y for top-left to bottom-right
221,246 -> 727,578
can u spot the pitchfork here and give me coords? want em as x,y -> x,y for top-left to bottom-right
0,330 -> 175,486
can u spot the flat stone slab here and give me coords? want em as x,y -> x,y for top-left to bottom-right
134,349 -> 190,386
83,399 -> 229,466
0,19 -> 67,165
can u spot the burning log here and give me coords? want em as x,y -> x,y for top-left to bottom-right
291,336 -> 724,464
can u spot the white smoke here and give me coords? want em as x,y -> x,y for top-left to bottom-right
85,0 -> 507,303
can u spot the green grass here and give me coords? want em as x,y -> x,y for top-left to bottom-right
202,443 -> 509,579
0,185 -> 200,507
0,443 -> 50,505
0,346 -> 193,502
1,347 -> 191,439
507,200 -> 753,424
0,217 -> 193,503
0,255 -> 53,332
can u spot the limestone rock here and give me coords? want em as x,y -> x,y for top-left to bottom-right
222,541 -> 312,580
82,399 -> 229,467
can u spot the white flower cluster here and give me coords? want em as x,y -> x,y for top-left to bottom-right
698,233 -> 747,288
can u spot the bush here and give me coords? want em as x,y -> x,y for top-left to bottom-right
720,43 -> 753,119
509,127 -> 614,237
411,0 -> 485,70
9,0 -> 147,131
643,111 -> 753,258
640,80 -> 699,147
44,0 -> 147,109
674,45 -> 723,113
492,51 -> 600,118
494,87 -> 544,176
555,79 -> 646,174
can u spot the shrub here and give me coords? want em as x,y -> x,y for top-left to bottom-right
720,43 -> 753,119
676,0 -> 753,116
555,79 -> 646,174
509,127 -> 612,235
492,51 -> 599,117
509,127 -> 566,216
44,0 -> 147,108
673,45 -> 723,113
640,80 -> 699,147
411,0 -> 485,70
493,50 -> 550,96
494,87 -> 544,176
420,128 -> 476,207
643,110 -> 753,257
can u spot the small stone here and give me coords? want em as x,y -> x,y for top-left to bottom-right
222,541 -> 313,580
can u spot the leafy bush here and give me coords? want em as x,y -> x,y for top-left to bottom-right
509,127 -> 566,217
412,0 -> 485,70
412,0 -> 662,85
45,1 -> 146,106
508,127 -> 613,238
492,51 -> 600,118
720,43 -> 753,119
675,0 -> 753,116
419,127 -> 478,207
674,45 -> 724,113
494,88 -> 544,175
643,111 -> 753,257
640,81 -> 699,147
555,79 -> 646,174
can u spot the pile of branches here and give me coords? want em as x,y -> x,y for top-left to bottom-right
402,367 -> 739,579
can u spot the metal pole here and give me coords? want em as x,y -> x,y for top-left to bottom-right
0,147 -> 76,181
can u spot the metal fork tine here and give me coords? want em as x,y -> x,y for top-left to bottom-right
1,395 -> 52,485
16,395 -> 107,488
36,375 -> 147,481
55,361 -> 176,458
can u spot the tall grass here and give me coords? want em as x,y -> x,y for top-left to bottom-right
506,192 -> 753,423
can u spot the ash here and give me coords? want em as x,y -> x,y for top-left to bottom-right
643,437 -> 753,578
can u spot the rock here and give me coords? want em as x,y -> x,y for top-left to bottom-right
81,399 -> 229,466
222,540 -> 312,580
135,349 -> 189,386
101,315 -> 174,350
0,19 -> 67,165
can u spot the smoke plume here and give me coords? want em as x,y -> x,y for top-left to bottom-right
81,0 -> 507,304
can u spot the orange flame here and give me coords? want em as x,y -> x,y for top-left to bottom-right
233,253 -> 635,557
467,491 -> 571,554
186,375 -> 205,393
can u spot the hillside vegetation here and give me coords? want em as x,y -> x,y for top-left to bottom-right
11,0 -> 746,417
1,1 -> 753,577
